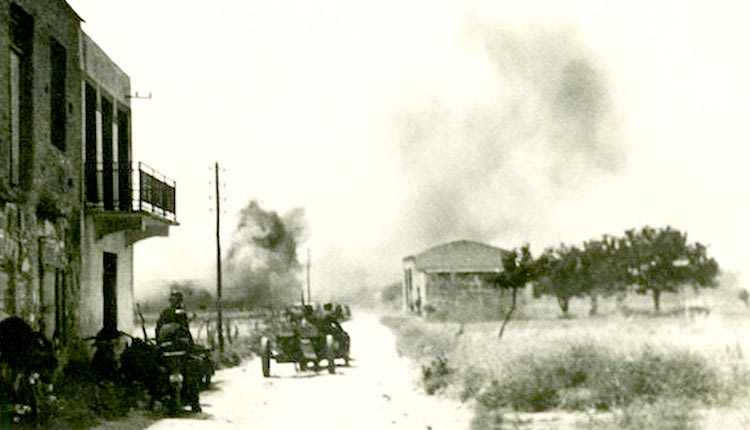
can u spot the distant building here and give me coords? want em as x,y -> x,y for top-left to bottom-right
1,0 -> 176,348
402,240 -> 510,314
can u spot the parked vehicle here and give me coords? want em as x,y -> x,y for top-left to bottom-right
119,334 -> 210,413
260,305 -> 350,377
119,309 -> 214,413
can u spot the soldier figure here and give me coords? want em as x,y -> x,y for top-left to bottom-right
155,290 -> 201,412
156,291 -> 193,347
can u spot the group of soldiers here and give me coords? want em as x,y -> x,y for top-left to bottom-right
285,302 -> 351,355
0,290 -> 351,418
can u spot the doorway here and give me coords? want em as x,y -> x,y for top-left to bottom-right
103,252 -> 117,331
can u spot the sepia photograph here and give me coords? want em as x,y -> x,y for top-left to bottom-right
1,0 -> 749,428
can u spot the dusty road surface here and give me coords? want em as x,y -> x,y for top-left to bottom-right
146,310 -> 473,430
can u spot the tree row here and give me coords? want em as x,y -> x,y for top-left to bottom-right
494,225 -> 719,317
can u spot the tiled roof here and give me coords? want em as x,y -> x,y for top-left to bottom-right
406,240 -> 509,273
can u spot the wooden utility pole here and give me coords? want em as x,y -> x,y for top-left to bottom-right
306,248 -> 311,304
300,277 -> 306,306
215,162 -> 224,354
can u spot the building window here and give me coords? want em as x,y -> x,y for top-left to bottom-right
0,272 -> 11,316
9,51 -> 20,184
101,96 -> 114,210
117,108 -> 131,211
102,252 -> 117,332
85,83 -> 98,203
54,268 -> 67,342
50,38 -> 66,151
9,4 -> 33,187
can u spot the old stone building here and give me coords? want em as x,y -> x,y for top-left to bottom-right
402,240 -> 515,317
0,0 -> 176,347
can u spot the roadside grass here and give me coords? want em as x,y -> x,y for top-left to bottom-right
474,344 -> 737,412
614,398 -> 698,430
381,286 -> 750,429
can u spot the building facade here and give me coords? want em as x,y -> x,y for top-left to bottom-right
402,240 -> 511,315
0,0 -> 176,346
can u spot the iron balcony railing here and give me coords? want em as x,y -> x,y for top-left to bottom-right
85,161 -> 176,223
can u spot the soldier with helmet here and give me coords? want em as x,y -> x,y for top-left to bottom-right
155,290 -> 202,412
156,290 -> 194,347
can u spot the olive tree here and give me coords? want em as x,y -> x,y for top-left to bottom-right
623,226 -> 719,312
534,244 -> 588,316
582,235 -> 632,315
492,244 -> 535,338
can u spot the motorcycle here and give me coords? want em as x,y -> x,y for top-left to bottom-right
156,336 -> 202,413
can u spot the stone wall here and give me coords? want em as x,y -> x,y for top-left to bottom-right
0,0 -> 84,342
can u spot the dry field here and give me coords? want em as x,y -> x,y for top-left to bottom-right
383,284 -> 750,429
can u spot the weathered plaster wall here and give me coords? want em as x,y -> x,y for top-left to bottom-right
80,217 -> 134,337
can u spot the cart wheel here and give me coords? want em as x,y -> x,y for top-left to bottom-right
326,334 -> 336,374
261,337 -> 271,377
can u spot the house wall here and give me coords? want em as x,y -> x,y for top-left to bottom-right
0,0 -> 82,194
416,271 -> 427,309
402,258 -> 414,311
79,31 -> 135,337
402,257 -> 430,313
79,217 -> 134,337
402,265 -> 531,320
0,1 -> 142,347
0,0 -> 83,341
80,33 -> 130,101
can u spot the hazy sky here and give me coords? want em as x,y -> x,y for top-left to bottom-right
65,0 -> 750,299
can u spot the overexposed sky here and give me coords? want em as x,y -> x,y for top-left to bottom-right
65,0 -> 750,298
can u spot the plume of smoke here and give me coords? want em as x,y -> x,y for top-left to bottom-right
225,200 -> 307,306
391,22 -> 624,253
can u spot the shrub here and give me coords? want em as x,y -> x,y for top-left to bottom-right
213,336 -> 255,368
616,397 -> 697,430
380,316 -> 454,358
47,372 -> 150,428
474,343 -> 737,413
422,356 -> 454,395
459,366 -> 488,402
470,406 -> 505,430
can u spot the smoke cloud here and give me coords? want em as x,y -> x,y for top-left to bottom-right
225,200 -> 307,306
390,23 -> 624,256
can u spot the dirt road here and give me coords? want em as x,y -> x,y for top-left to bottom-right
146,310 -> 473,430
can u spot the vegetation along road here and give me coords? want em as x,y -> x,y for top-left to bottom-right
145,310 -> 472,430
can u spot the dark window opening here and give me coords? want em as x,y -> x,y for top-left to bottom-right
9,4 -> 33,188
102,253 -> 117,332
85,83 -> 98,203
55,269 -> 67,342
117,109 -> 131,211
404,269 -> 412,308
101,96 -> 114,210
52,268 -> 67,344
0,273 -> 12,316
50,39 -> 66,151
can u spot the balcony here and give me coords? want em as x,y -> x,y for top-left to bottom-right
85,162 -> 178,243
